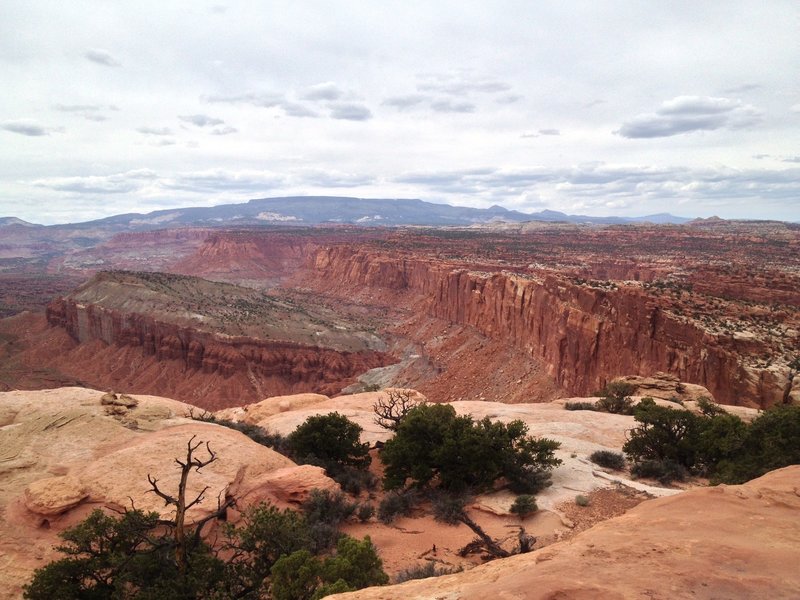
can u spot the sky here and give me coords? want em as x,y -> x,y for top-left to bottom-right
1,1 -> 799,225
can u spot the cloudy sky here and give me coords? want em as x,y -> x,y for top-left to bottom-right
1,1 -> 799,224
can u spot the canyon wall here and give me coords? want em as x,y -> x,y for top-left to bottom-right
309,246 -> 784,407
45,298 -> 388,409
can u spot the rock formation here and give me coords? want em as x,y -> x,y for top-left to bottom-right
331,466 -> 800,600
300,241 -> 797,407
0,387 -> 338,598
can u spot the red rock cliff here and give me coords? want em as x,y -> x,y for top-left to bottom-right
308,246 -> 784,407
45,297 -> 389,409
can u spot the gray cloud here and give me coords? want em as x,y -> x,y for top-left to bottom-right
394,164 -> 800,208
382,94 -> 429,109
722,83 -> 761,94
84,48 -> 121,67
617,96 -> 762,138
781,156 -> 800,163
179,114 -> 225,127
418,76 -> 511,95
296,170 -> 375,188
496,94 -> 523,104
329,103 -> 372,121
54,104 -> 113,121
1,119 -> 60,136
430,99 -> 475,113
301,82 -> 343,101
203,92 -> 284,107
281,102 -> 318,118
163,169 -> 286,192
203,92 -> 319,118
210,124 -> 237,135
33,169 -> 157,194
137,126 -> 174,136
521,128 -> 560,138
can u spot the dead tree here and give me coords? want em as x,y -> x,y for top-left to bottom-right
373,390 -> 419,431
147,436 -> 233,578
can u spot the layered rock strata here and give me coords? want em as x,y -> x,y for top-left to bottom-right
308,246 -> 791,407
45,297 -> 388,409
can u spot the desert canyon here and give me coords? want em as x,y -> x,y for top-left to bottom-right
1,208 -> 799,598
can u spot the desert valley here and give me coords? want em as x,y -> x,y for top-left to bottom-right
0,198 -> 798,598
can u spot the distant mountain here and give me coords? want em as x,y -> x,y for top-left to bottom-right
4,196 -> 692,230
0,217 -> 40,228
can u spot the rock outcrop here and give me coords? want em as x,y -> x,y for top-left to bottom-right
44,297 -> 389,409
332,466 -> 800,600
0,387 -> 338,598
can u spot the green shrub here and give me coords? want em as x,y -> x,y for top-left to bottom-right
396,562 -> 462,583
270,536 -> 389,600
564,401 -> 597,411
288,413 -> 371,476
630,459 -> 688,485
431,493 -> 468,525
380,404 -> 561,494
595,382 -> 637,415
377,492 -> 414,524
356,503 -> 375,523
189,412 -> 290,455
697,396 -> 727,417
589,450 -> 626,470
334,466 -> 379,495
713,405 -> 800,484
623,398 -> 703,468
575,494 -> 590,507
509,494 -> 537,518
301,489 -> 357,552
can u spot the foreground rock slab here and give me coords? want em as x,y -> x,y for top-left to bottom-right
0,387 -> 335,599
331,466 -> 800,600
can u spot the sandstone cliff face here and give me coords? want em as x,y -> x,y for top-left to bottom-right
45,298 -> 388,409
171,232 -> 311,283
308,246 -> 781,407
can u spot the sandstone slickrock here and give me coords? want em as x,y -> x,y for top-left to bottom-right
0,387 -> 337,599
330,466 -> 800,600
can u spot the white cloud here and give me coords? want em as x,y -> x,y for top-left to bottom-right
33,170 -> 157,194
1,2 -> 799,222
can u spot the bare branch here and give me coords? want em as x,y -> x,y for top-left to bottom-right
147,474 -> 178,506
184,486 -> 210,510
373,390 -> 420,431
